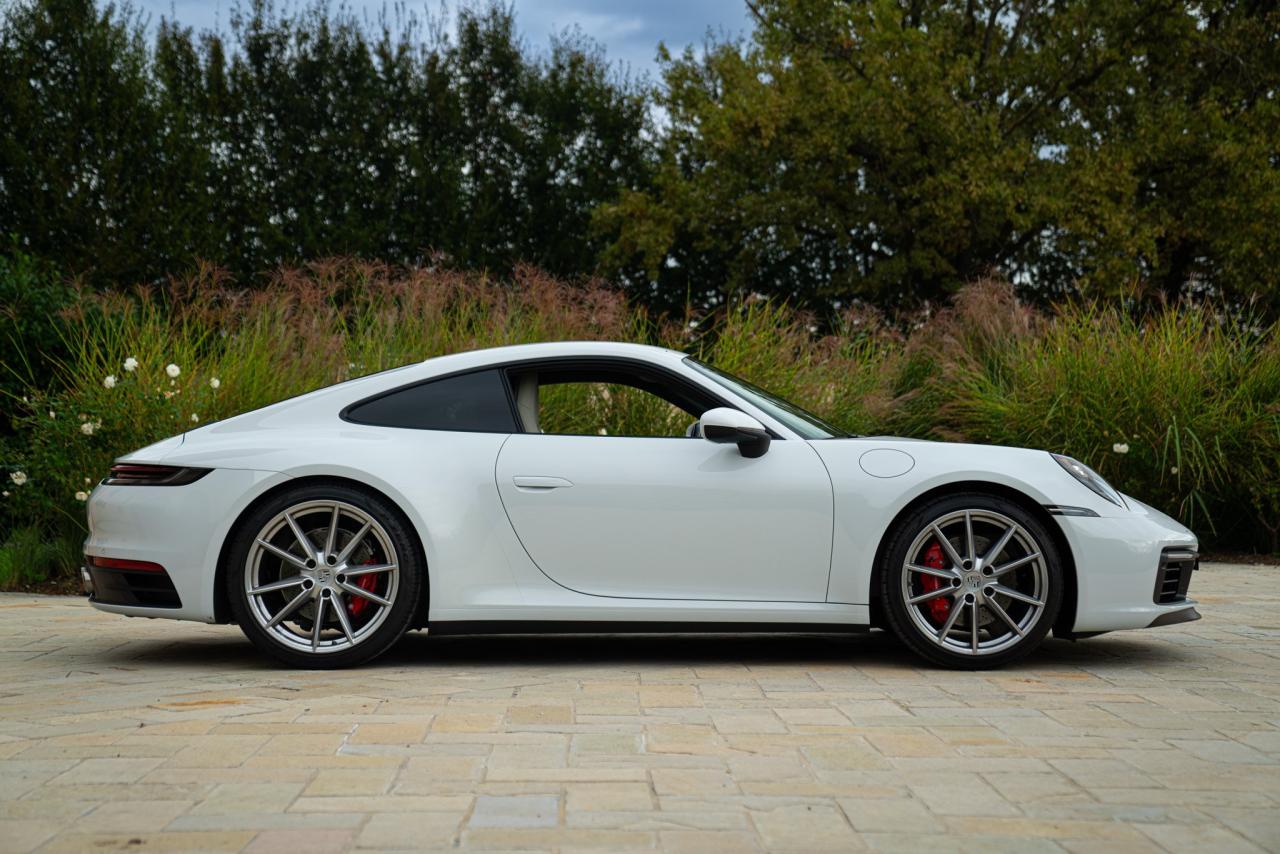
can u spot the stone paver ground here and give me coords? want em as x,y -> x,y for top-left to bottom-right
0,563 -> 1277,853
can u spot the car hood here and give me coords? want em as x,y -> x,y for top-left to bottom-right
806,436 -> 1134,519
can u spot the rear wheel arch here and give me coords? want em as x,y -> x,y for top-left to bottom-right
214,475 -> 430,627
867,480 -> 1077,637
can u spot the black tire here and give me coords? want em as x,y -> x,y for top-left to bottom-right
226,482 -> 424,668
878,492 -> 1063,669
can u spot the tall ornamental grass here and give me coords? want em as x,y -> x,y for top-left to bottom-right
2,263 -> 1277,587
895,282 -> 1280,549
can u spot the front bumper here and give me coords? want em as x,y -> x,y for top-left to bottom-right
1147,606 -> 1200,628
1055,497 -> 1200,633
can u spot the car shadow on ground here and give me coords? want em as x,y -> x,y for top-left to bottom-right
389,629 -> 1197,671
86,625 -> 1197,674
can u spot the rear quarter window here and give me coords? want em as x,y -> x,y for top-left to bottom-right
343,369 -> 517,432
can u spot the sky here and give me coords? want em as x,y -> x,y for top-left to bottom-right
131,1 -> 755,80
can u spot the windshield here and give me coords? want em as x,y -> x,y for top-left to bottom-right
684,358 -> 849,440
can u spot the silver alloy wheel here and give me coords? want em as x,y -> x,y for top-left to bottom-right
243,500 -> 400,655
900,509 -> 1048,656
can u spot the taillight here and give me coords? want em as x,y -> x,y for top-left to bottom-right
103,464 -> 212,486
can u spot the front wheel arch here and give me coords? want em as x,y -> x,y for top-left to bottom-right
868,481 -> 1077,638
214,475 -> 429,628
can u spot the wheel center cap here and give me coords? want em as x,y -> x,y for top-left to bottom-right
316,567 -> 332,585
965,573 -> 982,591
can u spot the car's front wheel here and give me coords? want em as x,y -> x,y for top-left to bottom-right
879,493 -> 1063,669
226,483 -> 423,668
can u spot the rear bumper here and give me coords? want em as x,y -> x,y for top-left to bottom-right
84,467 -> 289,623
83,558 -> 182,609
1056,498 -> 1200,633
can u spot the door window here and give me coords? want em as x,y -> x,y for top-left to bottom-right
508,364 -> 715,438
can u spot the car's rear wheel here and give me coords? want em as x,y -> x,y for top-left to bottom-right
226,484 -> 422,668
879,493 -> 1063,669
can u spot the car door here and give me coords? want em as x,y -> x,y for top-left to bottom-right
493,364 -> 834,602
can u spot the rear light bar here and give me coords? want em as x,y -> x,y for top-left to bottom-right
103,464 -> 211,486
86,555 -> 167,573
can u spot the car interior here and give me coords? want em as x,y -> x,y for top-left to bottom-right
505,363 -> 716,438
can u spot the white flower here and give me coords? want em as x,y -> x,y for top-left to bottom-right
84,477 -> 92,484
165,363 -> 181,378
1170,466 -> 1179,474
190,413 -> 199,422
123,356 -> 138,372
80,421 -> 97,436
103,375 -> 117,389
209,377 -> 221,389
1,491 -> 8,497
48,410 -> 55,419
1112,442 -> 1129,454
74,491 -> 88,502
688,320 -> 699,329
9,471 -> 27,486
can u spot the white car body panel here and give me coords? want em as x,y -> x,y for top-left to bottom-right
496,433 -> 833,601
86,467 -> 288,622
1057,498 -> 1202,631
84,341 -> 1198,639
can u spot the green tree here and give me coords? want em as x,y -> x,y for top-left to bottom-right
431,5 -> 653,275
0,0 -> 652,286
0,238 -> 70,406
0,0 -> 195,286
596,0 -> 1280,312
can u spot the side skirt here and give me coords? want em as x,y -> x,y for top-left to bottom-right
426,620 -> 874,637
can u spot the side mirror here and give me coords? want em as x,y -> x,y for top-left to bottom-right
699,407 -> 771,458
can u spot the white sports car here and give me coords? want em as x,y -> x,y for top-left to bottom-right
83,342 -> 1200,669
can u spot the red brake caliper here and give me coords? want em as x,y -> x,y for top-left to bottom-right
920,542 -> 951,623
347,563 -> 379,618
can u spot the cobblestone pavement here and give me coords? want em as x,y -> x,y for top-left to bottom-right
0,563 -> 1276,853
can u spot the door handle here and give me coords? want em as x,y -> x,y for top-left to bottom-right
512,476 -> 574,491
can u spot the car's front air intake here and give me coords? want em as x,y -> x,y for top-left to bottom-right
1154,547 -> 1197,604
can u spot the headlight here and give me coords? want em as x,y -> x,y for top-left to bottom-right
1051,453 -> 1126,509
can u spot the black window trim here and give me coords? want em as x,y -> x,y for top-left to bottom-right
338,355 -> 783,439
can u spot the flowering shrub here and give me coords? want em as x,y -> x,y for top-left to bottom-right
2,352 -> 225,544
1,261 -> 1277,587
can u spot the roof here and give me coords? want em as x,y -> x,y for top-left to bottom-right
419,341 -> 689,371
197,341 -> 697,437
